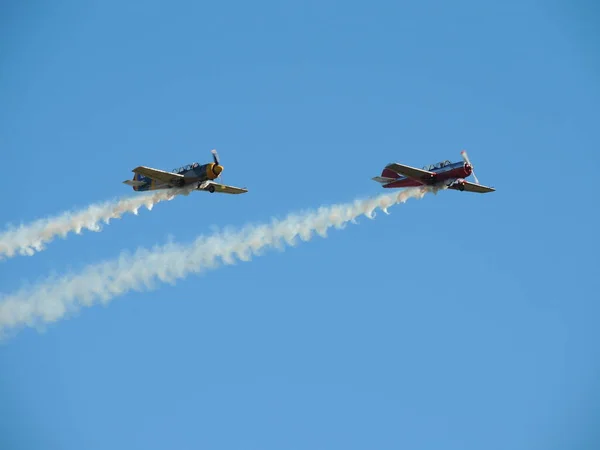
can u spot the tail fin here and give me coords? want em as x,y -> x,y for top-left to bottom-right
381,167 -> 400,179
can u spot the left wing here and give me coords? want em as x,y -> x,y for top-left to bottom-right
200,181 -> 248,194
383,163 -> 435,182
132,166 -> 185,185
460,181 -> 495,193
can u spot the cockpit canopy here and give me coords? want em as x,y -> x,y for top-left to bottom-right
172,162 -> 200,173
422,160 -> 452,171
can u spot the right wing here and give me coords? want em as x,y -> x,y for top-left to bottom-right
132,166 -> 185,185
200,182 -> 248,194
383,163 -> 435,182
460,181 -> 495,193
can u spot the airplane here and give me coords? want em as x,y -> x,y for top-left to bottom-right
123,149 -> 248,195
372,150 -> 495,193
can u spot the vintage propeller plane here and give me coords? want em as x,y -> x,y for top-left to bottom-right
372,150 -> 495,193
123,149 -> 248,195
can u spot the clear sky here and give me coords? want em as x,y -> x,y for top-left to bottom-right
1,0 -> 599,449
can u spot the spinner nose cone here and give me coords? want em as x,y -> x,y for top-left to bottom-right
213,164 -> 223,176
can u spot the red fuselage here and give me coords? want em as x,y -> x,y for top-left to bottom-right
382,161 -> 472,188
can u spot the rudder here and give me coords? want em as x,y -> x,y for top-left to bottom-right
381,167 -> 400,179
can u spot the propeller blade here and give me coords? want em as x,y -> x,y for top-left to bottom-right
461,150 -> 480,184
460,150 -> 472,166
211,149 -> 220,165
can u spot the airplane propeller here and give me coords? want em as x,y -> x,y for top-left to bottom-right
211,148 -> 220,165
210,149 -> 223,180
461,150 -> 480,184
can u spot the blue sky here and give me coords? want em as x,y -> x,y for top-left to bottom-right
1,0 -> 599,448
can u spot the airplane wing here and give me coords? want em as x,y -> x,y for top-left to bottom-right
132,166 -> 185,185
199,181 -> 248,194
460,181 -> 495,193
384,163 -> 435,182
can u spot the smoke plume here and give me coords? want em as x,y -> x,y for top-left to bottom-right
0,186 -> 439,336
0,188 -> 192,259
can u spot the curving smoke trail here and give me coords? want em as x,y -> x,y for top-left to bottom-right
0,186 -> 441,336
0,188 -> 193,260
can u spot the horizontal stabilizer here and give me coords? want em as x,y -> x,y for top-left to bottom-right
123,179 -> 146,187
372,176 -> 397,184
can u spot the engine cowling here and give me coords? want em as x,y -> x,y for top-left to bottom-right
204,163 -> 223,180
463,163 -> 473,177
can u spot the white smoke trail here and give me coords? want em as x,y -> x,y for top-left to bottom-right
0,188 -> 193,259
0,186 -> 441,336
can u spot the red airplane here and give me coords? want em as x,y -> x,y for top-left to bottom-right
372,150 -> 495,193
